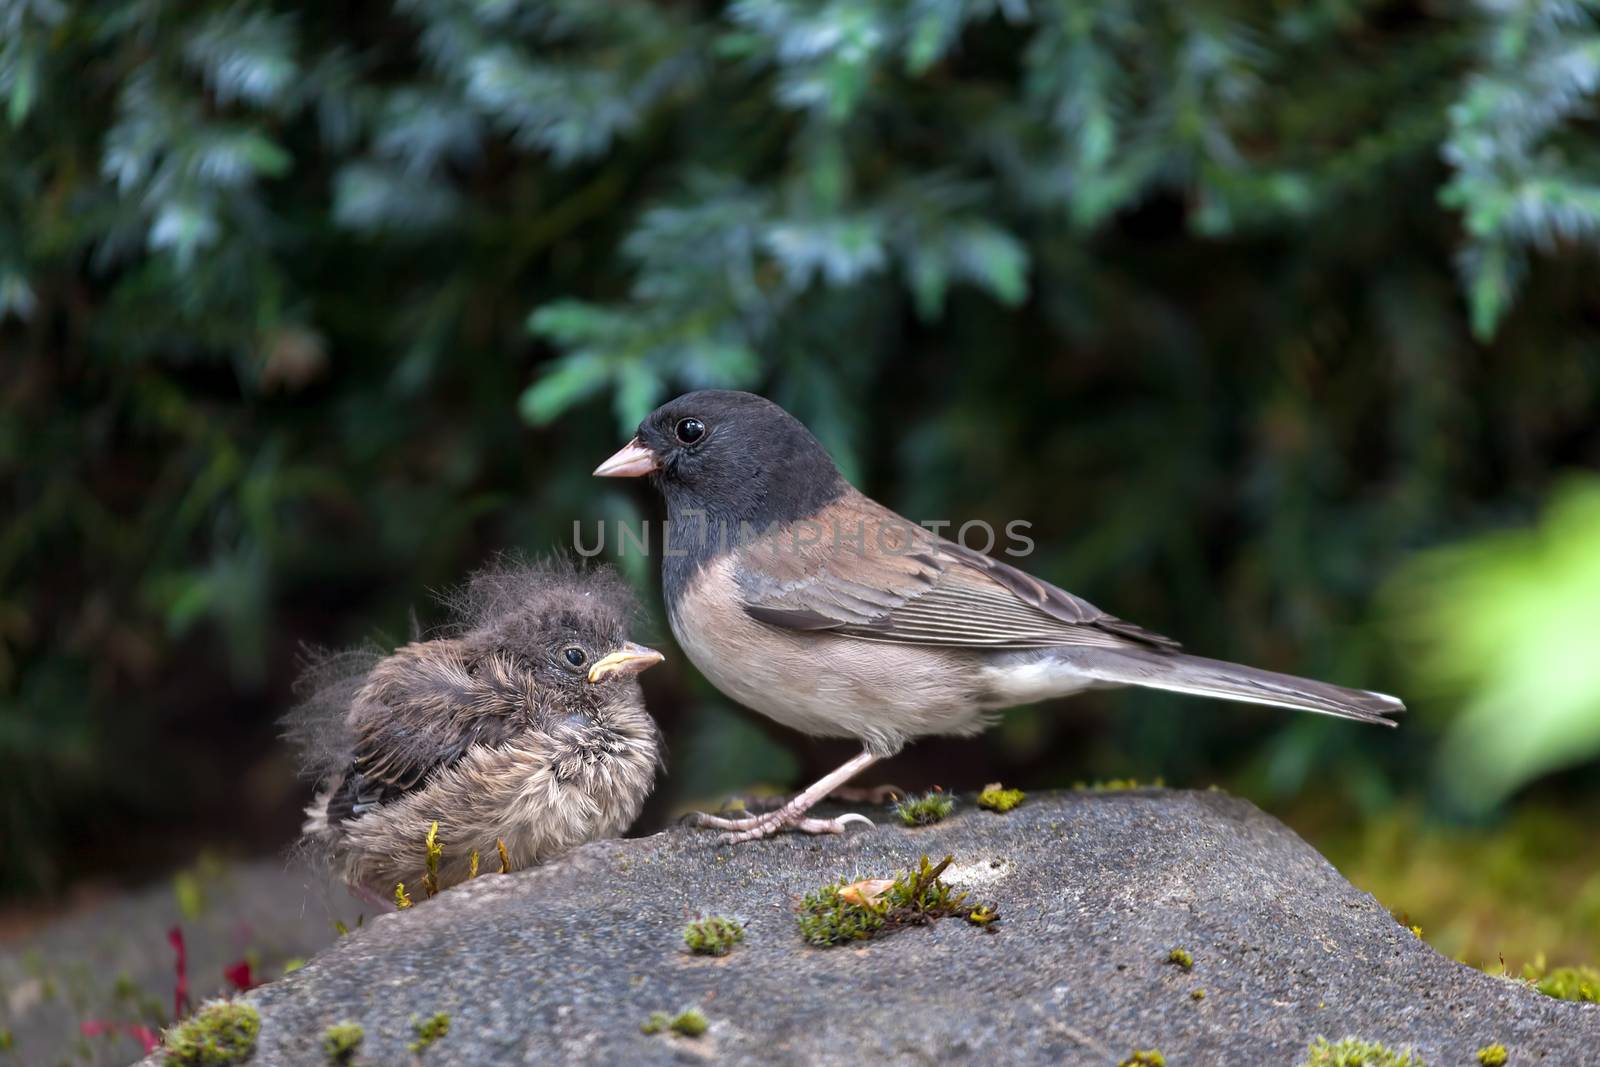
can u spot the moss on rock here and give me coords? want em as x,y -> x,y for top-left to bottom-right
1296,1036 -> 1426,1066
321,1022 -> 363,1064
1118,1051 -> 1165,1066
977,784 -> 1025,813
894,792 -> 954,827
163,1001 -> 260,1067
641,1009 -> 708,1038
408,1012 -> 450,1054
682,916 -> 744,956
797,855 -> 978,947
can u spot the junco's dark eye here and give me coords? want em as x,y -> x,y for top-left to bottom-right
674,417 -> 706,444
563,647 -> 587,668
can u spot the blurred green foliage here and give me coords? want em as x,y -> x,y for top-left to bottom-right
3,0 -> 1600,900
1388,480 -> 1600,812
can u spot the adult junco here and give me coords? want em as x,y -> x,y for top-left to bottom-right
595,390 -> 1402,843
287,558 -> 664,900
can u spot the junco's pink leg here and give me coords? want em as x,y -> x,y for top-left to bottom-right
692,750 -> 880,843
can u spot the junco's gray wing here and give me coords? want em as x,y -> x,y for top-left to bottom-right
735,490 -> 1398,725
736,490 -> 1177,651
326,642 -> 540,824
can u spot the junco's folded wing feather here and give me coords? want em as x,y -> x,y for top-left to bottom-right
325,641 -> 538,824
735,491 -> 1397,725
738,491 -> 1178,651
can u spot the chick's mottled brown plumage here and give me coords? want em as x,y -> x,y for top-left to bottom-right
286,559 -> 664,898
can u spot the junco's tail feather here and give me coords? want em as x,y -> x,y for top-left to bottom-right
1057,646 -> 1403,726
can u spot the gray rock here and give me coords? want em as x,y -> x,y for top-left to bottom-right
0,857 -> 364,1067
137,790 -> 1596,1066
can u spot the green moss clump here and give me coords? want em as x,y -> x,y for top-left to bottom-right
966,904 -> 999,927
682,916 -> 745,956
799,881 -> 888,945
641,1009 -> 708,1038
797,855 -> 977,947
1167,947 -> 1194,971
1525,963 -> 1600,1003
894,791 -> 954,827
1073,777 -> 1165,791
321,1022 -> 363,1063
669,1009 -> 708,1037
1189,988 -> 1205,1001
1476,1045 -> 1508,1066
163,1000 -> 261,1067
1296,1036 -> 1427,1066
1118,1051 -> 1166,1066
408,1012 -> 450,1054
976,784 -> 1025,813
0,1027 -> 12,1051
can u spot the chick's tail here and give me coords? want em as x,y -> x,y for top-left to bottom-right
281,644 -> 383,784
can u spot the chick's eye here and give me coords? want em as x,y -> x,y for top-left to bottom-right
674,417 -> 705,444
563,647 -> 587,668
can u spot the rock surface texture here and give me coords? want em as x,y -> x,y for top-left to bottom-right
134,789 -> 1598,1066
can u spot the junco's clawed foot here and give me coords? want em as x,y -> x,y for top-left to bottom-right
285,558 -> 665,898
598,390 -> 1404,847
687,748 -> 881,842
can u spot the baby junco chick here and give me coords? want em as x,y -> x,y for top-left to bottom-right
287,559 -> 664,899
596,390 -> 1402,843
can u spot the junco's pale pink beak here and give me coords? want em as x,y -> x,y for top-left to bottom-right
587,642 -> 665,683
594,438 -> 659,478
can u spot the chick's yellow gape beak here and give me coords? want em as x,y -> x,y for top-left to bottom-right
587,642 -> 665,683
593,438 -> 659,478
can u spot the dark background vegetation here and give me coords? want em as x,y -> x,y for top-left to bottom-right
4,0 -> 1599,968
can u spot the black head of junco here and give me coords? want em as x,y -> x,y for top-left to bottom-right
596,390 -> 1401,843
287,558 -> 664,899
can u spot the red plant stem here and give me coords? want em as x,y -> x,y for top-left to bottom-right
168,925 -> 190,1020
